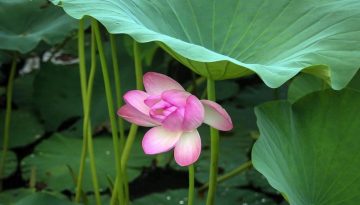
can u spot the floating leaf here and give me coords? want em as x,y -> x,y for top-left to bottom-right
0,110 -> 44,148
21,133 -> 152,191
195,135 -> 252,186
0,151 -> 17,179
0,189 -> 33,205
33,40 -> 136,132
56,0 -> 360,89
33,63 -> 83,131
13,72 -> 37,109
0,0 -> 78,53
14,192 -> 75,205
133,187 -> 278,205
252,89 -> 360,205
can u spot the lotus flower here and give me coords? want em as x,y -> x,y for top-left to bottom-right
117,72 -> 233,166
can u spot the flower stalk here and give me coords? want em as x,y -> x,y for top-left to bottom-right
206,78 -> 219,205
119,41 -> 143,204
188,164 -> 195,205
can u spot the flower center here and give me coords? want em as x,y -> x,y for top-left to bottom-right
148,100 -> 178,122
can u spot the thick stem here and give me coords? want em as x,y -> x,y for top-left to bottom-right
120,41 -> 143,205
109,34 -> 125,205
206,79 -> 219,205
199,161 -> 252,192
133,41 -> 144,90
86,123 -> 101,205
188,165 -> 195,205
109,34 -> 125,150
29,166 -> 36,189
92,20 -> 123,204
74,19 -> 88,202
121,124 -> 138,204
0,53 -> 17,190
76,19 -> 102,205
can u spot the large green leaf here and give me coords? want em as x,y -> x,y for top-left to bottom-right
252,89 -> 360,205
55,0 -> 360,89
0,0 -> 78,53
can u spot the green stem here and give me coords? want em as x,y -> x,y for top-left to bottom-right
92,20 -> 122,204
110,34 -> 125,148
109,34 -> 125,205
86,123 -> 101,205
74,19 -> 88,202
0,53 -> 17,191
84,29 -> 102,205
120,41 -> 143,205
133,41 -> 144,90
110,177 -> 121,205
199,161 -> 252,192
121,124 -> 138,204
206,79 -> 219,205
110,34 -> 126,151
77,19 -> 102,205
29,166 -> 36,189
188,165 -> 195,205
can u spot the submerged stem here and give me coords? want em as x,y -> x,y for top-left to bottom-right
188,165 -> 195,205
206,78 -> 219,205
0,53 -> 17,190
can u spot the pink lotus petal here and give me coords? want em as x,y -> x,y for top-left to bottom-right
201,100 -> 233,131
123,90 -> 149,114
144,95 -> 161,107
143,72 -> 184,95
117,104 -> 158,127
161,90 -> 191,107
162,108 -> 185,131
142,126 -> 182,154
182,95 -> 204,131
174,130 -> 201,166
